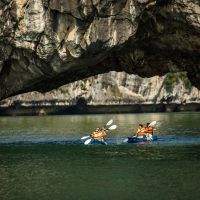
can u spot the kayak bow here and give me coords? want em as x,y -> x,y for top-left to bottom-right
127,135 -> 158,143
84,139 -> 107,145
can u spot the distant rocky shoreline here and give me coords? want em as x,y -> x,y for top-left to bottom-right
0,103 -> 199,116
1,71 -> 200,116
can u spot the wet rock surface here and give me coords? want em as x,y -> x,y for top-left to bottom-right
2,71 -> 200,106
0,0 -> 200,100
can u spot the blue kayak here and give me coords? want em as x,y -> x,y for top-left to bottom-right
127,135 -> 158,143
88,139 -> 107,145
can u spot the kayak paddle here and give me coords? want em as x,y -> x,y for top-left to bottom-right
105,119 -> 113,127
149,121 -> 157,127
84,126 -> 117,145
107,124 -> 117,130
81,119 -> 114,140
84,138 -> 92,145
123,138 -> 128,143
81,136 -> 90,140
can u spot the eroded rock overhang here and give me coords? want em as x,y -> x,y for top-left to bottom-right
0,0 -> 200,100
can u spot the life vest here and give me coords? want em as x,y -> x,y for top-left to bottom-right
137,127 -> 146,137
137,128 -> 141,133
91,129 -> 107,140
147,126 -> 153,135
137,127 -> 144,132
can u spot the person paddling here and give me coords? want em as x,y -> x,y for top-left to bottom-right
90,128 -> 108,142
133,124 -> 147,138
145,122 -> 154,137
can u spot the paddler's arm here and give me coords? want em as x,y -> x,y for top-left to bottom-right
133,129 -> 138,137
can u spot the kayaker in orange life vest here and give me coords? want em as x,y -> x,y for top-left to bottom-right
133,124 -> 147,138
145,123 -> 154,137
90,128 -> 108,142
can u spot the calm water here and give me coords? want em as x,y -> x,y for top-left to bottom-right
0,112 -> 200,200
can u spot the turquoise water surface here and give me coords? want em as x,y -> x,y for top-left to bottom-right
0,112 -> 200,200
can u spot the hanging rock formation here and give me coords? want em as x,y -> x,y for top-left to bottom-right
0,0 -> 200,100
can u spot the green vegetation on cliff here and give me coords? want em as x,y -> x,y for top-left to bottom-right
164,72 -> 191,88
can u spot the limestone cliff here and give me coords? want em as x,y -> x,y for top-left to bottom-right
0,0 -> 200,100
2,71 -> 200,107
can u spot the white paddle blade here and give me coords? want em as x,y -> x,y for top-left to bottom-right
106,119 -> 113,126
149,121 -> 157,127
81,135 -> 90,140
123,138 -> 128,143
84,138 -> 92,145
108,125 -> 117,130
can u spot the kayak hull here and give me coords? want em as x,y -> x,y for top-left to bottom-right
88,139 -> 107,145
127,135 -> 158,143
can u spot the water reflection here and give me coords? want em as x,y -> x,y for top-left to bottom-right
0,143 -> 200,200
0,112 -> 199,144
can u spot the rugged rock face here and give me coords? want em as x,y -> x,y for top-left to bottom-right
2,71 -> 200,106
0,0 -> 200,100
